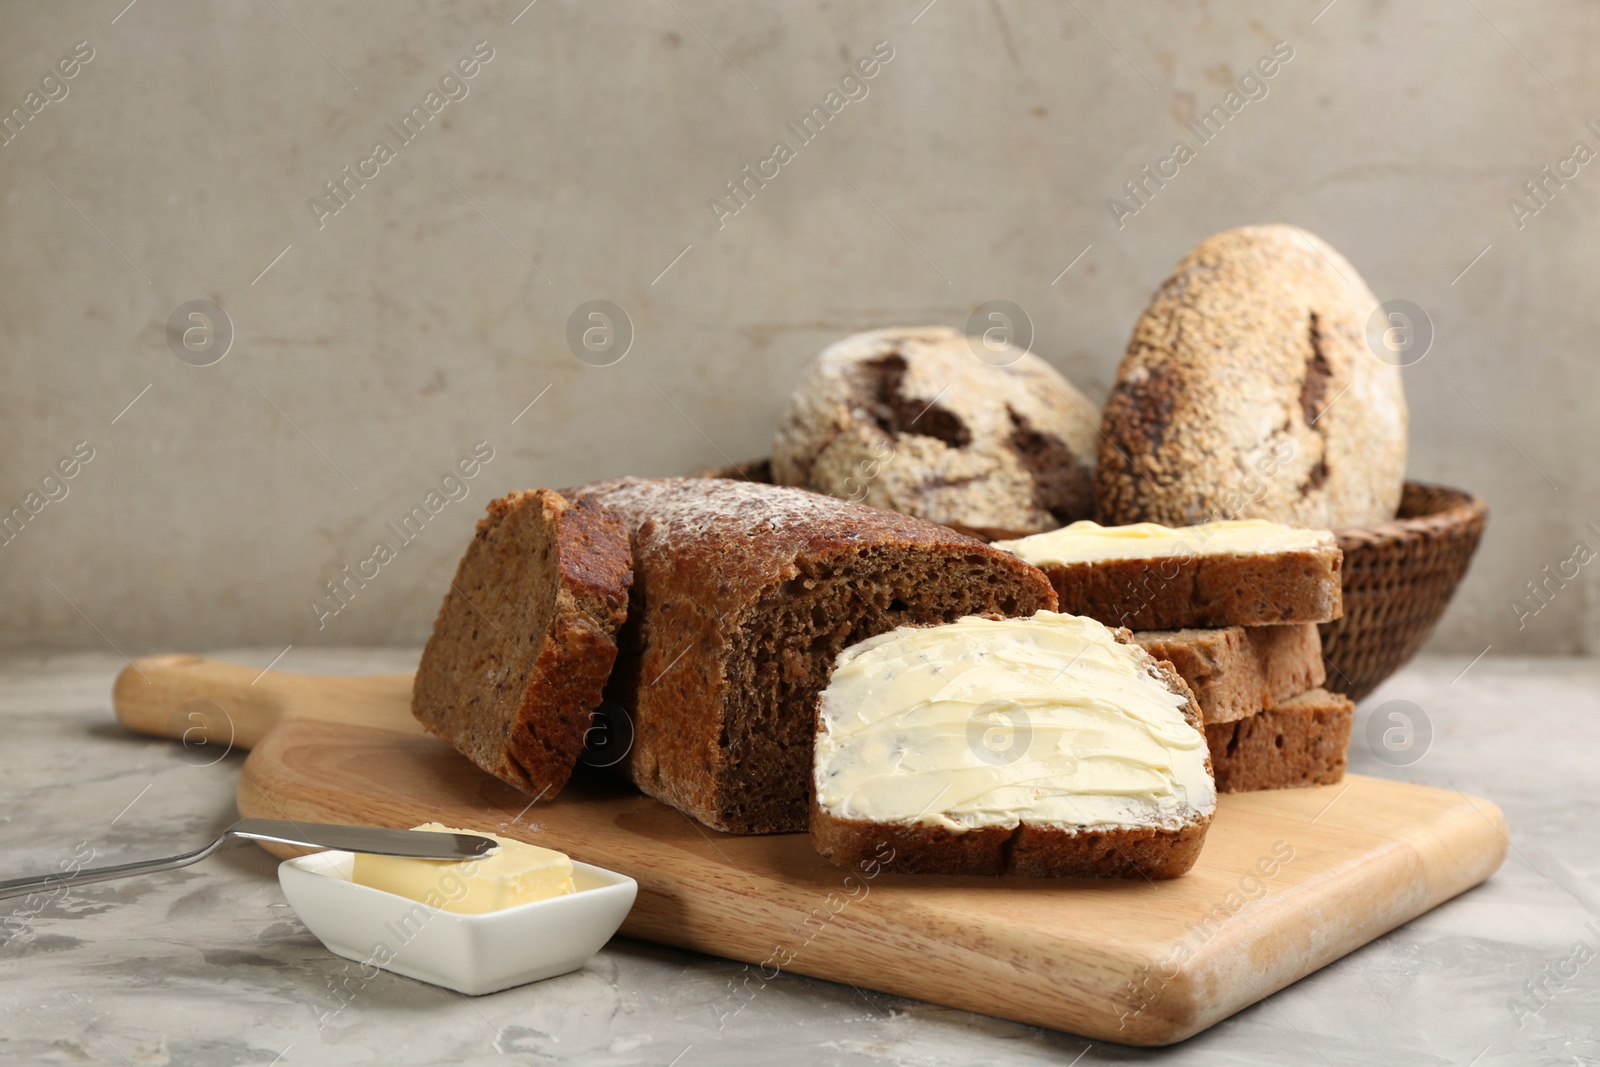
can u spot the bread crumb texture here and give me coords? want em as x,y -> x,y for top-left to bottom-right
411,489 -> 631,798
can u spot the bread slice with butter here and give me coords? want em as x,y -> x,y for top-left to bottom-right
992,519 -> 1342,631
413,489 -> 633,799
810,612 -> 1216,879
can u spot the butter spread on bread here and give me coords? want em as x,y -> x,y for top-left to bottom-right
814,612 -> 1215,834
989,518 -> 1343,631
993,518 -> 1335,567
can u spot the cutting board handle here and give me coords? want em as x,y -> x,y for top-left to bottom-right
113,655 -> 420,752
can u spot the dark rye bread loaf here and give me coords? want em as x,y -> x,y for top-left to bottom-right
1134,623 -> 1325,724
1029,545 -> 1342,630
565,477 -> 1059,834
412,489 -> 632,798
811,629 -> 1213,879
1205,687 -> 1353,793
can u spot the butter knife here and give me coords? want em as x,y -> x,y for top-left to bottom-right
0,818 -> 497,901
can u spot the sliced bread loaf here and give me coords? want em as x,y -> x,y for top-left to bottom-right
566,477 -> 1059,834
1133,623 -> 1324,724
993,519 -> 1342,630
1205,687 -> 1353,793
811,612 -> 1216,879
412,489 -> 633,798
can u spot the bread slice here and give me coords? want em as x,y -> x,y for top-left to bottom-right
992,520 -> 1342,630
811,612 -> 1216,879
1133,623 -> 1325,724
1205,687 -> 1353,793
412,489 -> 633,798
565,477 -> 1059,834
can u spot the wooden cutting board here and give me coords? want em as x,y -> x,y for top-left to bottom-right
112,654 -> 1508,1046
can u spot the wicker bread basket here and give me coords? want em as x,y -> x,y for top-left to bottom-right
699,463 -> 1486,702
1320,482 -> 1487,701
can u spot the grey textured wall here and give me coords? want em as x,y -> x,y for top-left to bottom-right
1,0 -> 1593,655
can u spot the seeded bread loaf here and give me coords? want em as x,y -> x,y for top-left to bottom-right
811,613 -> 1216,879
1205,687 -> 1353,793
771,326 -> 1100,539
412,489 -> 633,798
566,477 -> 1059,834
1097,225 -> 1408,529
1134,623 -> 1325,724
993,520 -> 1343,630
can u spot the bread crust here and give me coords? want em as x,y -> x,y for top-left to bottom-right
568,477 -> 1059,834
412,489 -> 632,798
810,635 -> 1214,879
772,326 -> 1099,537
1096,225 -> 1408,529
1134,623 -> 1325,724
809,804 -> 1213,880
1040,546 -> 1343,630
1205,687 -> 1353,793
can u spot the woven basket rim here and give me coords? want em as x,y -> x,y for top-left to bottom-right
1332,481 -> 1487,548
704,462 -> 1487,551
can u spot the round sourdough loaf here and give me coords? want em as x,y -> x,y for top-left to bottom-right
1095,225 -> 1408,529
771,326 -> 1099,539
412,489 -> 632,798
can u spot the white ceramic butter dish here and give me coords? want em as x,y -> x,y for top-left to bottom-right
278,850 -> 636,995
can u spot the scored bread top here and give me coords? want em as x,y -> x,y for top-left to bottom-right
412,488 -> 632,798
1096,224 -> 1408,529
770,325 -> 1100,538
813,612 -> 1216,833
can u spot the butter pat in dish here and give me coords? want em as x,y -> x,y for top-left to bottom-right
278,828 -> 635,995
810,611 -> 1216,878
351,823 -> 574,914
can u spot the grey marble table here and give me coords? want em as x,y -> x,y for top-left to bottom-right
0,648 -> 1595,1066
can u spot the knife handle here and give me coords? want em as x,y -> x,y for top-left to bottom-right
0,837 -> 227,901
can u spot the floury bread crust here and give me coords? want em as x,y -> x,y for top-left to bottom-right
566,477 -> 1059,834
1205,687 -> 1353,792
1133,623 -> 1325,724
412,489 -> 633,798
1096,225 -> 1408,529
771,326 -> 1100,538
810,623 -> 1214,879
